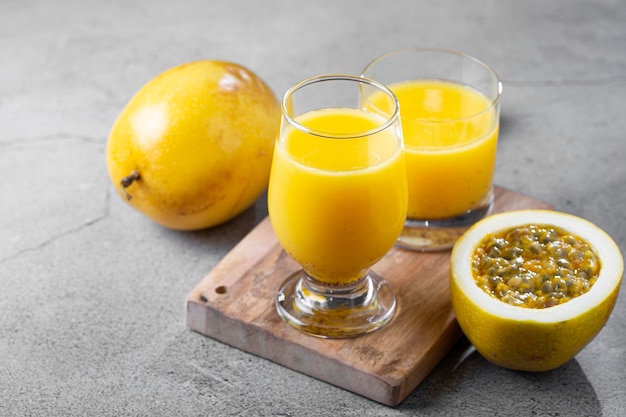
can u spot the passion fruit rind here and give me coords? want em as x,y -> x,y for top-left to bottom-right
451,274 -> 620,371
450,209 -> 624,372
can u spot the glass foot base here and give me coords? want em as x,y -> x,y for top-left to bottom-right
275,270 -> 396,338
397,200 -> 493,252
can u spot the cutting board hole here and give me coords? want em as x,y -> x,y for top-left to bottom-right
215,286 -> 227,294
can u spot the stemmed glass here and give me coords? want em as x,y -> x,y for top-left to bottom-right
268,75 -> 407,338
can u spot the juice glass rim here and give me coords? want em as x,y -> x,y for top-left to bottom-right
361,47 -> 503,124
281,74 -> 401,140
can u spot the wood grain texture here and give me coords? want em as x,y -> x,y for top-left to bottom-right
186,186 -> 553,406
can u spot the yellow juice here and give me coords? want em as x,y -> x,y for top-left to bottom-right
367,80 -> 498,219
268,108 -> 407,285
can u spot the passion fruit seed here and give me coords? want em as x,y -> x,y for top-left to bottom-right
472,224 -> 601,309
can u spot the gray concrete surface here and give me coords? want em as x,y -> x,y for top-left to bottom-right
2,0 -> 625,415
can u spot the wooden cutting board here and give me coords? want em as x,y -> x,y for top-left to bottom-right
186,186 -> 553,406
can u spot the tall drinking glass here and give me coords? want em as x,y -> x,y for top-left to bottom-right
362,48 -> 502,251
268,75 -> 407,338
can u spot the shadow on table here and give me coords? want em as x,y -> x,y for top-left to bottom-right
397,337 -> 601,416
155,192 -> 269,253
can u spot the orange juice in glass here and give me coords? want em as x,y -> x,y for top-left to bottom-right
268,75 -> 407,338
362,48 -> 502,251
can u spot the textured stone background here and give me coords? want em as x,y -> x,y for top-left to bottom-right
1,0 -> 625,415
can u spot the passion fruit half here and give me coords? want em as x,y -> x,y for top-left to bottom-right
450,209 -> 623,372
